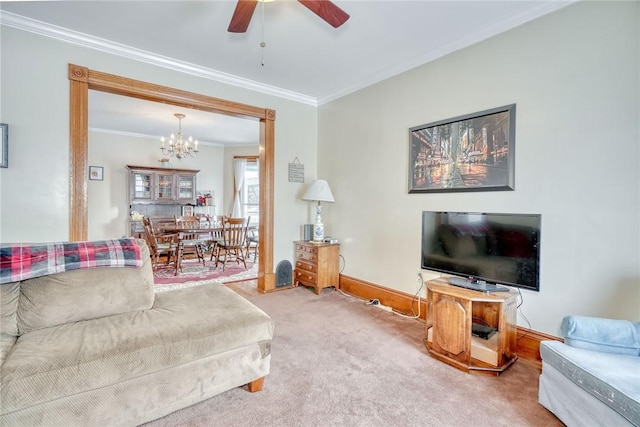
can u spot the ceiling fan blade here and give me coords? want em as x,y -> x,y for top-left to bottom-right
298,0 -> 350,28
228,0 -> 259,33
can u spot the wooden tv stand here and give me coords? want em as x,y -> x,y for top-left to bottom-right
424,278 -> 518,376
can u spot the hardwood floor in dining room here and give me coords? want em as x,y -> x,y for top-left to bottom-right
225,279 -> 260,298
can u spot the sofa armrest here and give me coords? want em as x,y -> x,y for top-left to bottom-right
561,315 -> 640,356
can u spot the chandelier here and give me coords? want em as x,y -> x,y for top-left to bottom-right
160,113 -> 198,160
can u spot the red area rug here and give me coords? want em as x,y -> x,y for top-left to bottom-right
154,259 -> 257,289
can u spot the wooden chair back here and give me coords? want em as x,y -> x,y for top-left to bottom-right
195,213 -> 211,226
211,216 -> 249,270
142,216 -> 177,270
172,215 -> 206,269
174,215 -> 201,239
221,217 -> 248,249
175,215 -> 200,227
142,217 -> 160,251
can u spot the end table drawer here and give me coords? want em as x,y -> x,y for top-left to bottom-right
295,269 -> 317,286
295,251 -> 318,263
295,244 -> 318,254
295,260 -> 317,273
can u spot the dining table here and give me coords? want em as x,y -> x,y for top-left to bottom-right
158,224 -> 221,236
158,224 -> 257,235
157,223 -> 257,274
155,224 -> 219,272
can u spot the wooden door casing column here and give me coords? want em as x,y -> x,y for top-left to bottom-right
258,111 -> 276,291
68,64 -> 276,291
68,65 -> 89,242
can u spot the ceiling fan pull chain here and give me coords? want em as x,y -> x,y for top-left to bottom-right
260,0 -> 266,66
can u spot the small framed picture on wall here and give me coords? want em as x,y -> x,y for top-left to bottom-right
182,205 -> 194,217
1,123 -> 8,168
89,166 -> 104,181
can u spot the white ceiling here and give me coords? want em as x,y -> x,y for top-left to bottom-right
1,0 -> 573,146
87,91 -> 261,146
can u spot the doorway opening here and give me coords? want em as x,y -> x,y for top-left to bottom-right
68,63 -> 276,292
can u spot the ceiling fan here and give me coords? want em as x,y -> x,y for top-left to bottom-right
228,0 -> 350,33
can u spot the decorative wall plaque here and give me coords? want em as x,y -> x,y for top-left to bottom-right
288,157 -> 304,183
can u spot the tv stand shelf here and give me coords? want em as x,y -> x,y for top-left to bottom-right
424,278 -> 518,376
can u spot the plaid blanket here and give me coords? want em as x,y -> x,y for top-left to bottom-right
0,238 -> 142,285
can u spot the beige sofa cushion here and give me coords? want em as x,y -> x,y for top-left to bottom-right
0,333 -> 17,366
16,240 -> 154,334
1,282 -> 20,336
1,284 -> 274,415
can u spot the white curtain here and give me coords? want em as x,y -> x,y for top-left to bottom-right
231,158 -> 247,217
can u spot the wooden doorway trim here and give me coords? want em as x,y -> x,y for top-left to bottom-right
68,64 -> 276,292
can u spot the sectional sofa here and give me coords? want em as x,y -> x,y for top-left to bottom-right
0,238 -> 274,425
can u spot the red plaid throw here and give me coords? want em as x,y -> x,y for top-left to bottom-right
0,238 -> 142,285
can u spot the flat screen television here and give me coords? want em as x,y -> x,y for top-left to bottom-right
421,211 -> 541,291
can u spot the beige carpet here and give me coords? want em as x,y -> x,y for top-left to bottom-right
144,286 -> 562,426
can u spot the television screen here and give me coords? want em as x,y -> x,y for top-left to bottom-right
421,211 -> 541,291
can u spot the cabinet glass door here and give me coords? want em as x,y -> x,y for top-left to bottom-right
177,174 -> 196,201
156,173 -> 175,201
132,172 -> 153,201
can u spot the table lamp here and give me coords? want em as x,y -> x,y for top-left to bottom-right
302,179 -> 335,242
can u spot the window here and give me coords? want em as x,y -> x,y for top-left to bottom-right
241,158 -> 259,225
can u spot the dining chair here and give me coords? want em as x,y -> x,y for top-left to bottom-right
194,213 -> 211,226
174,215 -> 206,273
213,215 -> 226,227
212,216 -> 249,271
206,215 -> 227,261
245,227 -> 259,262
142,217 -> 178,272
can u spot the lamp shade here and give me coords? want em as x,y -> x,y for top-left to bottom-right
302,180 -> 335,202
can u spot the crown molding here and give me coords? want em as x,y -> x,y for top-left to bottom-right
87,127 -> 259,148
1,11 -> 318,106
2,2 -> 575,108
317,0 -> 576,105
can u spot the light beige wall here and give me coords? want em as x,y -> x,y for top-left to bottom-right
0,27 -> 318,266
318,1 -> 640,335
87,132 -> 225,240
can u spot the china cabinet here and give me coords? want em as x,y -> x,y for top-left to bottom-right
127,165 -> 200,238
127,165 -> 198,204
